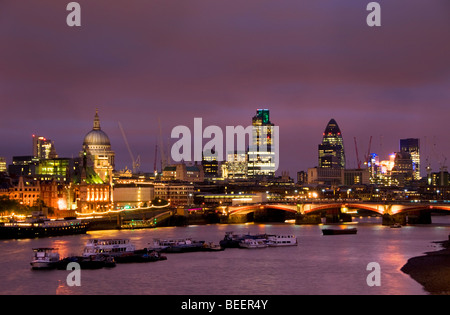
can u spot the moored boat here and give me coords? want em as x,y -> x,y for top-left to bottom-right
150,238 -> 205,253
322,228 -> 357,235
57,254 -> 116,270
201,242 -> 225,252
219,232 -> 268,248
239,239 -> 268,249
82,239 -> 136,257
114,248 -> 167,263
1,217 -> 88,239
266,234 -> 298,246
30,248 -> 60,270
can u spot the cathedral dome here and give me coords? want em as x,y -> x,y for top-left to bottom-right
83,110 -> 111,147
83,129 -> 111,146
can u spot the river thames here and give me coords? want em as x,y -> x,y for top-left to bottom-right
1,217 -> 450,295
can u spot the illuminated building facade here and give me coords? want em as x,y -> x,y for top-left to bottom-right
114,184 -> 154,209
8,156 -> 39,177
202,149 -> 219,178
400,138 -> 421,180
391,151 -> 414,185
36,158 -> 71,181
247,109 -> 276,177
318,119 -> 346,169
0,157 -> 6,173
162,163 -> 204,182
80,110 -> 115,183
32,135 -> 58,159
154,183 -> 194,206
223,151 -> 247,179
9,176 -> 40,207
76,183 -> 111,213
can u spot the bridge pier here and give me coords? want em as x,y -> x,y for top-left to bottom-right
382,213 -> 406,226
295,214 -> 321,225
406,210 -> 432,224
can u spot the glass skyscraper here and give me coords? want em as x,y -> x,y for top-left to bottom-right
400,138 -> 421,180
247,109 -> 276,177
318,119 -> 346,169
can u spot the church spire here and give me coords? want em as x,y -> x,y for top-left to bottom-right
93,109 -> 101,130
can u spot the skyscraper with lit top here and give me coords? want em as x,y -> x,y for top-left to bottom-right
318,118 -> 346,169
247,109 -> 276,177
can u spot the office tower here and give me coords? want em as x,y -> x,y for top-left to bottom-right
0,157 -> 6,173
400,138 -> 421,180
32,135 -> 58,159
318,119 -> 346,169
391,151 -> 414,185
247,109 -> 276,177
224,151 -> 248,179
202,148 -> 218,177
80,109 -> 115,183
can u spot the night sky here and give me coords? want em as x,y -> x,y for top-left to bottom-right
1,0 -> 450,176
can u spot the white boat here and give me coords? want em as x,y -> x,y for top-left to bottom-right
266,234 -> 298,246
150,238 -> 205,253
30,248 -> 60,269
239,239 -> 268,249
82,239 -> 136,257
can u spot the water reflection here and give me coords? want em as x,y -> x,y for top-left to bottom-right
1,219 -> 450,295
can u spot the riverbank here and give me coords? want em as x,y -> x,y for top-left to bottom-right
401,239 -> 450,295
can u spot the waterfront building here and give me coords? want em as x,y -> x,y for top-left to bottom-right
114,183 -> 154,209
154,183 -> 194,206
247,109 -> 276,177
80,110 -> 115,184
76,182 -> 112,213
9,176 -> 40,207
40,179 -> 68,210
400,138 -> 421,180
318,119 -> 346,169
32,135 -> 58,160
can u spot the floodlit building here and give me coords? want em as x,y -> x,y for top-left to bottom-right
80,110 -> 115,183
318,119 -> 346,169
32,135 -> 57,160
400,138 -> 421,180
247,109 -> 276,177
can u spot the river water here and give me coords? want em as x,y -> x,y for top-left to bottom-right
1,217 -> 450,295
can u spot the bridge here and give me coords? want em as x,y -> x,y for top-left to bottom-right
224,201 -> 450,224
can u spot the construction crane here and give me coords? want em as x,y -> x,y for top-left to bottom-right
354,137 -> 362,169
364,136 -> 373,166
118,122 -> 140,174
158,117 -> 167,169
153,143 -> 158,175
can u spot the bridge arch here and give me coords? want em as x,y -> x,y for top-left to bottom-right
228,204 -> 298,216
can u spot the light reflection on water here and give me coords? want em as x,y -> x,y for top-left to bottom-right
1,216 -> 450,295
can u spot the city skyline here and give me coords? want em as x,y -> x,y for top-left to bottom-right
0,111 -> 444,178
1,1 -> 450,176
